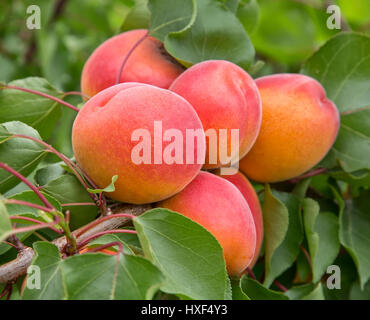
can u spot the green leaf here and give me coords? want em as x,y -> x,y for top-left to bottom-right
7,190 -> 62,215
41,174 -> 98,230
302,33 -> 370,172
292,178 -> 311,199
0,121 -> 46,194
285,283 -> 324,300
0,125 -> 12,142
350,280 -> 370,300
165,0 -> 255,70
86,175 -> 118,194
62,252 -> 163,300
35,163 -> 65,186
332,188 -> 370,288
148,0 -> 197,41
322,110 -> 370,172
236,0 -> 259,35
295,248 -> 311,283
337,0 -> 370,27
0,78 -> 64,139
134,208 -> 228,300
0,200 -> 12,242
302,198 -> 340,283
222,0 -> 240,13
231,278 -> 250,300
329,168 -> 370,188
22,242 -> 64,300
0,190 -> 62,256
240,277 -> 289,300
252,0 -> 335,64
263,185 -> 303,287
121,0 -> 150,31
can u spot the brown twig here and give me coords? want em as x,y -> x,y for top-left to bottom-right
11,233 -> 26,252
0,204 -> 151,283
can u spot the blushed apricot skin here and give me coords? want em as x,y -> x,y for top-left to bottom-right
72,83 -> 205,204
79,247 -> 116,255
158,171 -> 256,277
170,60 -> 262,169
81,29 -> 184,97
240,73 -> 340,183
215,170 -> 263,267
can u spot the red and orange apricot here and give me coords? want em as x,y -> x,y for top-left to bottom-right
72,83 -> 205,204
170,60 -> 262,169
215,170 -> 263,267
240,73 -> 340,183
158,171 -> 257,276
81,29 -> 184,97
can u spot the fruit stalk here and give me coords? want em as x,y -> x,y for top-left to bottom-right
0,204 -> 150,283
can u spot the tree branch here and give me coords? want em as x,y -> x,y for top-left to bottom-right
0,204 -> 151,283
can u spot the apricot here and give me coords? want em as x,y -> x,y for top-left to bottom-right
215,170 -> 263,267
170,60 -> 262,169
72,83 -> 205,204
81,29 -> 184,97
79,247 -> 116,255
240,73 -> 340,182
158,171 -> 256,276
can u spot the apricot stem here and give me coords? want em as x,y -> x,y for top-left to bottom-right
84,241 -> 123,257
273,280 -> 288,292
246,267 -> 257,280
1,241 -> 17,249
0,85 -> 80,112
76,229 -> 137,250
11,134 -> 101,209
5,199 -> 54,212
0,162 -> 54,210
61,202 -> 97,207
0,282 -> 12,299
63,91 -> 90,100
9,215 -> 62,236
10,216 -> 62,234
75,213 -> 135,238
10,233 -> 25,252
115,30 -> 149,84
290,168 -> 327,183
300,244 -> 312,269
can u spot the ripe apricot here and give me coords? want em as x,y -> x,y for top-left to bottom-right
240,73 -> 340,182
72,83 -> 205,204
81,29 -> 184,97
158,171 -> 256,276
215,170 -> 263,267
170,60 -> 262,169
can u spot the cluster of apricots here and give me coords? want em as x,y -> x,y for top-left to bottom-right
73,29 -> 340,276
